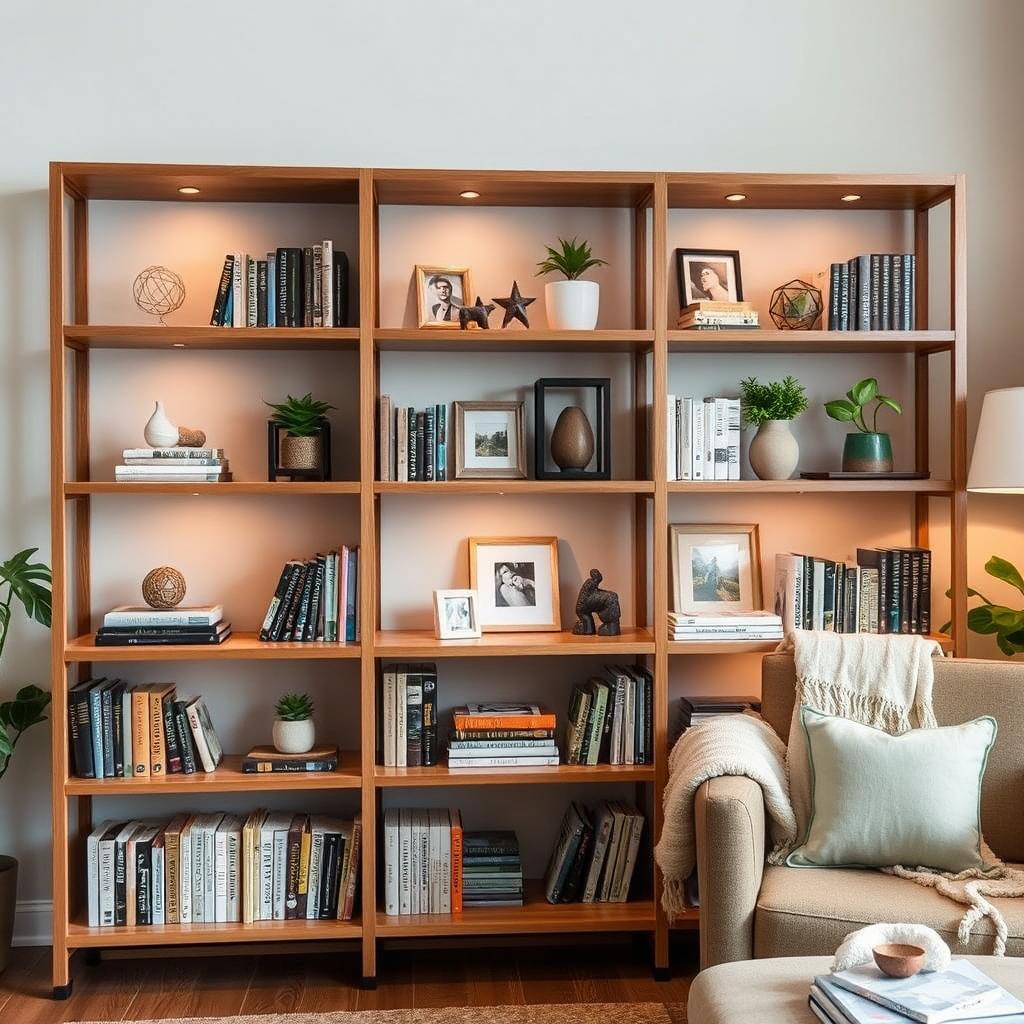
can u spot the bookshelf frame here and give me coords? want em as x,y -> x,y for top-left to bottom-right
48,163 -> 966,995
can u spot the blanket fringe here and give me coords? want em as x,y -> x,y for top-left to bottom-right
799,677 -> 937,732
662,877 -> 688,919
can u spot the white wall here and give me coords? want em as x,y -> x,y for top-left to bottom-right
1,0 -> 1023,912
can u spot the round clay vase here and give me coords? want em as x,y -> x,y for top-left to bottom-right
0,856 -> 17,975
143,400 -> 178,447
280,433 -> 322,471
545,280 -> 600,330
748,419 -> 800,480
550,405 -> 595,471
272,717 -> 315,755
843,432 -> 893,473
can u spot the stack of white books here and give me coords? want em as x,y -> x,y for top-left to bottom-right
669,610 -> 783,643
116,447 -> 230,483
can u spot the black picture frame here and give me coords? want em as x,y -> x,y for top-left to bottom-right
267,421 -> 332,481
675,248 -> 744,309
534,377 -> 611,481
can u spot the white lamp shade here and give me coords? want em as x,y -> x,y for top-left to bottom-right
968,387 -> 1024,492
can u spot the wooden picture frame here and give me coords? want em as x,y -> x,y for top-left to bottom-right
669,523 -> 762,613
453,401 -> 527,479
675,248 -> 744,308
433,588 -> 482,640
468,536 -> 561,632
415,264 -> 472,328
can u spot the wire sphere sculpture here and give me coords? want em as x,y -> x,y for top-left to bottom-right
142,566 -> 187,609
133,265 -> 185,324
769,279 -> 823,330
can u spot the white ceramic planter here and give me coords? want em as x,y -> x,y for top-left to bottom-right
748,419 -> 800,480
272,717 -> 315,754
545,280 -> 599,330
144,400 -> 178,447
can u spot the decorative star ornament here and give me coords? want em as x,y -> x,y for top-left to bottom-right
492,280 -> 536,329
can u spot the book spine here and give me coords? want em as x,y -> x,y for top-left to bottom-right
266,253 -> 276,327
131,689 -> 150,777
69,690 -> 94,778
407,409 -> 417,482
452,715 -> 557,731
424,407 -> 435,482
691,399 -> 704,480
286,248 -> 302,327
869,255 -> 881,330
421,669 -> 438,767
415,412 -> 426,481
828,263 -> 841,330
312,244 -> 323,327
435,403 -> 447,480
149,689 -> 168,775
162,695 -> 183,773
856,254 -> 871,329
210,255 -> 234,326
880,254 -> 892,330
892,254 -> 903,330
448,755 -> 560,768
900,550 -> 913,633
304,557 -> 325,643
838,262 -> 850,331
256,260 -> 268,328
259,563 -> 294,641
231,252 -> 244,328
291,562 -> 316,641
333,251 -> 349,327
246,257 -> 258,327
276,248 -> 289,326
406,675 -> 423,768
321,240 -> 333,329
666,394 -> 677,481
179,827 -> 192,923
302,247 -> 314,327
285,820 -> 303,920
726,397 -> 741,480
905,254 -> 915,329
449,810 -> 463,914
713,398 -> 730,480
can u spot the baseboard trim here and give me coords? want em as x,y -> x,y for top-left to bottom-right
13,899 -> 52,946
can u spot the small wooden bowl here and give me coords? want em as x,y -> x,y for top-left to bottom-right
873,943 -> 926,978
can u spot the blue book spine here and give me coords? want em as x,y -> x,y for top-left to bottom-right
223,289 -> 233,327
266,253 -> 276,327
87,686 -> 105,779
346,550 -> 358,642
435,404 -> 447,481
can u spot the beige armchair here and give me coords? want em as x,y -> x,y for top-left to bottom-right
693,654 -> 1024,969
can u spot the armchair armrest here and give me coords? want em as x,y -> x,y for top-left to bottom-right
694,775 -> 767,969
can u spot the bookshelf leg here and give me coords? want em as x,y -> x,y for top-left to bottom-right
52,941 -> 72,999
52,980 -> 73,1000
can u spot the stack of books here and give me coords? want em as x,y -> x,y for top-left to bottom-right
241,744 -> 339,774
809,957 -> 1024,1024
544,801 -> 644,904
380,663 -> 439,767
95,605 -> 230,648
115,447 -> 230,483
85,811 -> 360,927
669,610 -> 783,644
774,547 -> 931,636
676,300 -> 759,331
447,703 -> 558,769
377,397 -> 448,482
383,807 -> 462,915
679,695 -> 761,734
463,830 -> 523,908
666,395 -> 741,481
827,253 -> 916,331
69,683 -> 223,779
258,549 -> 359,644
208,245 -> 349,328
564,666 -> 653,766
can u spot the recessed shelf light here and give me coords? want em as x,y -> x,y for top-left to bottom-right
177,186 -> 200,195
724,193 -> 747,202
172,342 -> 186,348
459,190 -> 480,199
841,194 -> 862,202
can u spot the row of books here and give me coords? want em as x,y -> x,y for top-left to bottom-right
666,395 -> 741,481
774,547 -> 932,636
95,605 -> 230,647
209,244 -> 350,328
69,682 -> 222,779
675,300 -> 759,331
377,398 -> 448,482
668,610 -> 784,643
543,801 -> 644,904
383,808 -> 474,914
380,663 -> 439,767
463,829 -> 523,908
827,253 -> 916,331
564,666 -> 654,766
449,703 -> 557,769
258,549 -> 359,643
115,446 -> 230,483
85,812 -> 360,927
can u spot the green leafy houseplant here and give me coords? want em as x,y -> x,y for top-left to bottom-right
535,237 -> 608,281
941,556 -> 1024,656
824,377 -> 902,432
739,376 -> 809,427
265,393 -> 336,437
274,692 -> 314,721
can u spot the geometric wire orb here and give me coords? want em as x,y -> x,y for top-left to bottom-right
141,565 -> 187,609
132,265 -> 185,324
769,278 -> 823,330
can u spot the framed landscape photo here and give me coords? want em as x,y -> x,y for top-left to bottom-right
675,248 -> 743,307
453,400 -> 526,479
415,265 -> 471,328
433,589 -> 482,640
468,536 -> 560,632
670,523 -> 762,613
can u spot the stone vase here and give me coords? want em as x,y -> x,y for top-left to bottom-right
550,406 -> 595,471
748,419 -> 800,480
0,856 -> 17,975
143,400 -> 178,447
272,717 -> 315,755
281,433 -> 322,471
842,432 -> 893,473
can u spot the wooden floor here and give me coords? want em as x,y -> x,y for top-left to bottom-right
0,937 -> 697,1022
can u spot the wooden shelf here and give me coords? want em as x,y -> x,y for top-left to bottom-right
668,633 -> 953,655
667,479 -> 954,495
376,880 -> 654,937
65,631 -> 361,662
64,752 -> 362,794
375,627 -> 655,658
375,328 -> 653,353
66,481 -> 360,497
669,908 -> 701,930
667,329 -> 954,354
375,762 -> 654,788
375,480 -> 653,496
63,325 -> 360,351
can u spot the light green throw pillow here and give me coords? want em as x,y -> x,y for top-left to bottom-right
787,706 -> 996,872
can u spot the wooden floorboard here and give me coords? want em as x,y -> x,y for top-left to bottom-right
0,938 -> 697,1019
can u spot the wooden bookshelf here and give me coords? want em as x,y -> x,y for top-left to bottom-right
48,163 -> 967,995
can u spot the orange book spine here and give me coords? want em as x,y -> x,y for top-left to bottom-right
449,808 -> 463,914
131,686 -> 151,777
452,715 -> 556,731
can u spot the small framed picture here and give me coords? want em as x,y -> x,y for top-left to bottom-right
416,265 -> 472,328
433,589 -> 481,640
453,401 -> 527,480
468,536 -> 560,632
676,249 -> 743,307
670,523 -> 762,613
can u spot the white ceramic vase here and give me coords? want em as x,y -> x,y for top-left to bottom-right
545,280 -> 599,330
144,400 -> 178,447
272,717 -> 315,754
748,419 -> 800,480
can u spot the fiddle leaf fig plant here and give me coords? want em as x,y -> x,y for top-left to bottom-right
941,555 -> 1024,656
824,377 -> 902,433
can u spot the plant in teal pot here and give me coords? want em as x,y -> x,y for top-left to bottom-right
825,377 -> 902,473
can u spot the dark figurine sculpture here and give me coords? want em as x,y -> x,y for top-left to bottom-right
572,569 -> 621,636
459,296 -> 495,330
492,280 -> 535,328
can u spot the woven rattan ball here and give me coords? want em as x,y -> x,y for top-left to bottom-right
142,566 -> 187,609
132,266 -> 185,323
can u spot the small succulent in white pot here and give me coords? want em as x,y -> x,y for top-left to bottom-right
272,692 -> 315,754
535,237 -> 608,330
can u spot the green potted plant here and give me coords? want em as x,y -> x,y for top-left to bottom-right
942,555 -> 1024,655
265,392 -> 336,473
824,377 -> 902,473
0,547 -> 52,973
273,692 -> 315,754
535,237 -> 608,330
739,376 -> 809,480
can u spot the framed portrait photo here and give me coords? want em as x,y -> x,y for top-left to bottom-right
454,401 -> 526,479
676,249 -> 743,308
416,265 -> 471,328
468,536 -> 560,632
433,589 -> 482,640
670,523 -> 762,613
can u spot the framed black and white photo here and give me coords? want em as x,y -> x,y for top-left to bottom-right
453,400 -> 526,479
675,249 -> 743,307
415,265 -> 471,328
670,523 -> 762,613
468,536 -> 560,632
433,588 -> 481,640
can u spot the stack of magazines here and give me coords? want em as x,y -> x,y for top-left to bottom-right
668,610 -> 783,643
95,605 -> 230,647
115,447 -> 230,483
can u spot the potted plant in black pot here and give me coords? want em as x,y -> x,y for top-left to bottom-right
0,547 -> 52,973
825,377 -> 902,473
266,392 -> 336,480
